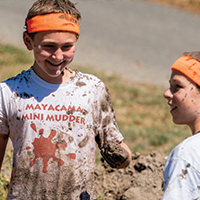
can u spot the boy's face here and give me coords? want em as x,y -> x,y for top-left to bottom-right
23,31 -> 78,83
164,70 -> 200,133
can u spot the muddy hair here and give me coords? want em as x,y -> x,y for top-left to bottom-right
183,51 -> 200,63
24,0 -> 81,39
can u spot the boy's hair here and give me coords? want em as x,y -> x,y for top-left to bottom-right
24,0 -> 81,37
171,51 -> 200,87
184,51 -> 200,62
183,51 -> 200,88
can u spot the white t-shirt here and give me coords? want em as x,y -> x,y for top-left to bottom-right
162,132 -> 200,200
0,68 -> 123,200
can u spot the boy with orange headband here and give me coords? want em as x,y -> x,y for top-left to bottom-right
162,51 -> 200,199
0,0 -> 131,199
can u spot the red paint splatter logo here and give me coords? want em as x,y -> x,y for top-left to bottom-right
26,123 -> 76,173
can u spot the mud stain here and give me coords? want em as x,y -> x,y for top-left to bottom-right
78,135 -> 89,148
76,81 -> 86,87
182,169 -> 187,175
82,109 -> 88,115
95,131 -> 103,148
101,100 -> 109,112
68,136 -> 74,143
67,109 -> 74,115
15,92 -> 34,99
102,116 -> 111,128
186,163 -> 190,168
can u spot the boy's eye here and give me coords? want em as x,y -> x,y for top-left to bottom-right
41,44 -> 74,51
175,84 -> 182,89
43,45 -> 54,48
62,45 -> 73,50
169,84 -> 182,93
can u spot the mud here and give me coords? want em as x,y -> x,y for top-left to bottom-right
2,143 -> 166,200
100,141 -> 129,168
95,151 -> 166,200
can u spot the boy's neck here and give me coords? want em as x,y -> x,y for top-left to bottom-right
32,66 -> 76,84
62,68 -> 76,83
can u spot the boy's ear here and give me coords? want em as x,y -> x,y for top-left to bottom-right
23,32 -> 33,50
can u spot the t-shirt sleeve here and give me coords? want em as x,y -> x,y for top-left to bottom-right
0,83 -> 9,135
162,150 -> 200,200
93,81 -> 124,149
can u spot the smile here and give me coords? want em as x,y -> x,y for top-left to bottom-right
46,60 -> 65,66
170,106 -> 177,113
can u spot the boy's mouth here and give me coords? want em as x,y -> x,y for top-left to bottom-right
170,106 -> 177,113
46,60 -> 65,67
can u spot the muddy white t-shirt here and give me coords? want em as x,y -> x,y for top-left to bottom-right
162,132 -> 200,200
0,68 -> 123,200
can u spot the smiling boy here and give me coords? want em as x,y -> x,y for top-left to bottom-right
162,51 -> 200,199
24,30 -> 78,83
0,0 -> 131,199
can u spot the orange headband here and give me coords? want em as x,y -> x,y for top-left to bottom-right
171,55 -> 200,86
26,13 -> 80,34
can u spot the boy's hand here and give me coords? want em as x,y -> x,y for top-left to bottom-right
101,141 -> 129,168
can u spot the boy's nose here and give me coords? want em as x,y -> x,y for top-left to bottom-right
52,48 -> 63,61
163,89 -> 172,99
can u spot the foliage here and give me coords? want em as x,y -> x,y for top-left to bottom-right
0,173 -> 9,199
0,43 -> 32,65
0,43 -> 32,82
0,149 -> 12,200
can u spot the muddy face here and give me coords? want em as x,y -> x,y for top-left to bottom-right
164,70 -> 200,132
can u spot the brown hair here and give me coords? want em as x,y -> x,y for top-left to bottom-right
183,51 -> 200,89
183,51 -> 200,62
24,0 -> 81,38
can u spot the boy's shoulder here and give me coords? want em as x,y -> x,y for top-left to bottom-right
171,133 -> 200,162
180,132 -> 200,149
77,70 -> 101,81
2,69 -> 31,85
76,70 -> 105,87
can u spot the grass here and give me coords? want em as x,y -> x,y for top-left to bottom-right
0,173 -> 9,199
0,43 -> 32,82
0,39 -> 190,198
0,148 -> 12,199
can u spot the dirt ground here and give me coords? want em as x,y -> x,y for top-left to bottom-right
95,151 -> 166,200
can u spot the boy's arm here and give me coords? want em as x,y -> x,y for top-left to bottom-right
101,140 -> 131,169
0,133 -> 8,172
